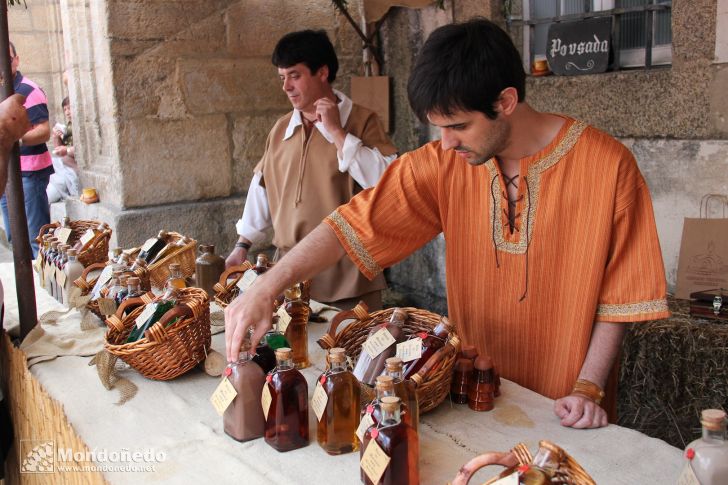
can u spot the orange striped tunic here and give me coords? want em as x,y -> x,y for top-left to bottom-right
325,117 -> 669,401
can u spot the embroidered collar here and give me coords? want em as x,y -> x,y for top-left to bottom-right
283,89 -> 352,143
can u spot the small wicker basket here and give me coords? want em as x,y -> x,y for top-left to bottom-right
146,232 -> 196,288
212,262 -> 254,309
318,303 -> 460,413
74,258 -> 153,319
36,219 -> 111,267
105,287 -> 211,381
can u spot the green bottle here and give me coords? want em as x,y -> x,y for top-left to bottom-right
126,286 -> 180,343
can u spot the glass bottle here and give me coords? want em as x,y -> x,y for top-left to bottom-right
114,275 -> 130,305
683,409 -> 728,485
138,230 -> 169,263
57,244 -> 71,303
223,342 -> 267,442
74,222 -> 108,252
47,241 -> 60,299
119,276 -> 144,314
264,328 -> 290,351
264,347 -> 309,452
249,327 -> 276,374
126,286 -> 180,343
450,358 -> 473,405
166,263 -> 187,289
494,441 -> 563,485
64,249 -> 84,301
253,253 -> 270,275
468,356 -> 495,412
283,284 -> 310,369
195,244 -> 224,297
52,216 -> 71,240
105,272 -> 123,302
359,376 -> 400,483
317,348 -> 360,455
108,247 -> 122,264
353,308 -> 408,386
129,257 -> 148,273
385,357 -> 419,431
150,235 -> 190,265
362,396 -> 418,485
403,316 -> 454,379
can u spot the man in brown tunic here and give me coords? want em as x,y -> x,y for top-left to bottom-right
227,30 -> 397,310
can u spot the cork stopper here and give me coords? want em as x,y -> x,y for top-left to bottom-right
390,308 -> 408,325
455,358 -> 474,372
168,263 -> 181,271
256,253 -> 269,266
119,275 -> 129,284
380,396 -> 401,413
375,375 -> 395,392
701,409 -> 727,430
67,249 -> 78,257
275,347 -> 292,360
474,356 -> 494,371
385,357 -> 404,372
157,230 -> 169,239
329,348 -> 346,363
127,277 -> 141,286
461,345 -> 478,360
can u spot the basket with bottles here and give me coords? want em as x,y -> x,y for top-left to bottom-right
318,303 -> 460,413
35,217 -> 112,267
449,440 -> 595,485
212,261 -> 255,308
139,231 -> 197,288
104,286 -> 211,380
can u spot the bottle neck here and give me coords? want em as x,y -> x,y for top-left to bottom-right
376,387 -> 395,400
432,322 -> 450,338
235,350 -> 252,364
702,425 -> 727,442
127,283 -> 141,294
381,406 -> 401,426
329,360 -> 345,372
68,255 -> 77,263
531,447 -> 560,475
170,268 -> 182,279
386,368 -> 403,382
276,357 -> 293,370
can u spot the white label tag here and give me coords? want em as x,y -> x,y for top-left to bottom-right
261,383 -> 273,420
33,257 -> 41,274
276,306 -> 293,335
311,381 -> 329,422
210,376 -> 238,416
97,265 -> 113,287
141,237 -> 157,252
396,337 -> 423,363
57,267 -> 67,288
57,227 -> 72,244
97,298 -> 118,316
135,303 -> 158,329
80,229 -> 95,247
236,270 -> 257,292
677,463 -> 701,485
360,438 -> 390,484
356,412 -> 374,443
362,327 -> 396,359
490,473 -> 519,485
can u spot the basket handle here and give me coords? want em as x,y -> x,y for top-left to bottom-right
85,229 -> 112,251
80,262 -> 107,282
106,292 -> 156,331
450,450 -> 520,485
216,262 -> 254,287
317,301 -> 370,350
410,335 -> 461,387
35,222 -> 59,244
144,305 -> 194,343
75,262 -> 108,294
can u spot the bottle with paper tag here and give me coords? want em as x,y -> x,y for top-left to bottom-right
283,284 -> 310,369
361,396 -> 417,485
681,409 -> 728,485
119,277 -> 145,316
354,308 -> 408,386
138,230 -> 169,263
114,275 -> 130,305
264,347 -> 309,452
73,222 -> 109,252
468,356 -> 496,412
403,316 -> 454,379
316,348 -> 360,455
150,235 -> 190,265
166,263 -> 187,289
53,216 -> 71,241
489,441 -> 563,485
385,357 -> 419,432
126,286 -> 179,343
223,341 -> 266,442
63,249 -> 84,302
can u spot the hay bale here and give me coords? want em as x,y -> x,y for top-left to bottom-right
618,297 -> 728,448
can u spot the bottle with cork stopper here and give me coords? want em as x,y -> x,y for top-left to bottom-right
682,409 -> 728,484
385,357 -> 419,431
316,348 -> 360,455
264,347 -> 309,452
223,340 -> 266,442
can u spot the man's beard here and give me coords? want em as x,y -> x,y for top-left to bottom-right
463,119 -> 511,166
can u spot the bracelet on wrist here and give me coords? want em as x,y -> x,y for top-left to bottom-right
235,241 -> 251,250
571,379 -> 605,405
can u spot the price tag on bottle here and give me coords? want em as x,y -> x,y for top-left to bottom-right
97,265 -> 113,287
80,229 -> 95,247
135,303 -> 158,329
311,381 -> 329,422
57,267 -> 67,288
210,376 -> 238,416
490,473 -> 519,485
56,227 -> 72,244
677,463 -> 701,485
276,306 -> 292,335
141,237 -> 157,252
261,383 -> 273,420
362,327 -> 396,359
360,437 -> 390,484
356,412 -> 375,443
32,257 -> 41,274
236,270 -> 258,292
97,298 -> 118,316
396,337 -> 422,363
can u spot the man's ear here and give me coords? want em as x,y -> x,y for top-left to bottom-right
494,87 -> 519,116
317,65 -> 330,82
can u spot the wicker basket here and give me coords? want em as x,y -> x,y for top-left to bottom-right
36,219 -> 111,267
146,232 -> 196,289
74,259 -> 153,319
212,262 -> 254,308
318,303 -> 460,413
105,287 -> 211,380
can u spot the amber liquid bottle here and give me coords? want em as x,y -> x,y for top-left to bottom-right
385,357 -> 419,432
403,316 -> 454,379
283,284 -> 310,369
450,358 -> 474,404
166,262 -> 187,289
362,397 -> 418,485
353,308 -> 407,386
264,347 -> 309,452
359,376 -> 402,483
223,343 -> 266,442
317,348 -> 360,455
468,356 -> 495,412
493,441 -> 563,485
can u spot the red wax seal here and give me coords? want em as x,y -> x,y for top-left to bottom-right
319,375 -> 327,385
417,332 -> 428,340
224,367 -> 232,377
379,323 -> 388,329
366,405 -> 374,415
370,428 -> 379,439
686,448 -> 695,460
517,464 -> 530,473
266,375 -> 272,383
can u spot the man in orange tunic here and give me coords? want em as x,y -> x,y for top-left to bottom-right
225,19 -> 669,429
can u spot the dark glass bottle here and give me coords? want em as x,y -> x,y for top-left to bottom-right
403,316 -> 454,379
249,327 -> 276,374
468,356 -> 495,412
385,357 -> 419,432
126,286 -> 179,343
114,275 -> 130,305
450,358 -> 473,405
223,344 -> 266,442
264,328 -> 290,351
138,230 -> 169,263
362,397 -> 418,485
264,347 -> 309,452
317,348 -> 360,455
353,308 -> 407,386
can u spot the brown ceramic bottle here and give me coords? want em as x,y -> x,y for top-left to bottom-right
195,244 -> 224,297
223,343 -> 267,442
468,356 -> 495,412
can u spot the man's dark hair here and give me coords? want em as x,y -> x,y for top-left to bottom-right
271,30 -> 338,83
62,96 -> 70,108
9,41 -> 16,58
407,18 -> 526,121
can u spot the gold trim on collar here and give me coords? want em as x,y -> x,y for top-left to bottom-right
327,210 -> 383,277
485,120 -> 588,255
596,298 -> 669,317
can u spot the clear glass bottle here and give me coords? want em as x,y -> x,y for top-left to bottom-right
354,308 -> 408,386
119,276 -> 145,317
114,275 -> 130,305
468,356 -> 495,412
264,348 -> 309,452
47,241 -> 60,299
166,262 -> 187,289
683,409 -> 728,485
385,357 -> 419,431
450,358 -> 473,405
108,247 -> 123,264
223,342 -> 267,442
362,396 -> 418,485
493,441 -> 563,485
105,272 -> 124,302
317,348 -> 360,455
403,316 -> 454,379
283,284 -> 310,369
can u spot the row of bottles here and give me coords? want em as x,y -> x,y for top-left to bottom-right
37,235 -> 84,305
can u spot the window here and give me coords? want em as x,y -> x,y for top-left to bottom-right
520,0 -> 672,71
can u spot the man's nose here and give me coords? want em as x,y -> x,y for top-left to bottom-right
282,78 -> 293,91
440,128 -> 458,151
